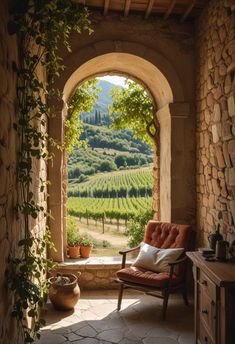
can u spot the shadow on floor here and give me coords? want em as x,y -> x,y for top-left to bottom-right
38,290 -> 194,344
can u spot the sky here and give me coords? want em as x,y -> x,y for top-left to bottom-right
98,75 -> 127,87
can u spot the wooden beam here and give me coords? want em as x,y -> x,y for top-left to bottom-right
124,0 -> 131,17
144,0 -> 155,19
104,0 -> 110,16
180,0 -> 196,22
164,0 -> 176,20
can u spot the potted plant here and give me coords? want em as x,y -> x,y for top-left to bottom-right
80,234 -> 94,258
67,217 -> 81,259
48,273 -> 81,310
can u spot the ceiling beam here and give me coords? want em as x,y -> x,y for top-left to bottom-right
124,0 -> 131,17
180,0 -> 196,22
104,0 -> 110,16
144,0 -> 155,19
164,0 -> 176,20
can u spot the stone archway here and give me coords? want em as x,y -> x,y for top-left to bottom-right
48,46 -> 195,262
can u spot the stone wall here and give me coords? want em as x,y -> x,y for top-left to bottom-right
0,0 -> 21,342
0,1 -> 47,342
196,0 -> 235,246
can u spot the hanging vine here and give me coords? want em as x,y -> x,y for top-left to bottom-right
7,1 -> 91,342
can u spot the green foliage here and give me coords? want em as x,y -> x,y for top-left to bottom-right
80,233 -> 94,247
65,80 -> 100,153
126,210 -> 153,247
67,123 -> 153,179
8,0 -> 91,342
67,217 -> 80,246
99,159 -> 117,172
109,80 -> 158,145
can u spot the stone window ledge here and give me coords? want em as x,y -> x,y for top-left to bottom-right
59,256 -> 135,270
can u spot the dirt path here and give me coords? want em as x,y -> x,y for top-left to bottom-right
74,219 -> 128,246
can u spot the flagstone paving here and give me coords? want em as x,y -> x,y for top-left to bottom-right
38,290 -> 194,344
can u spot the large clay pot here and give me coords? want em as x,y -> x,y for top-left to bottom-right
48,273 -> 81,311
80,245 -> 92,258
68,245 -> 80,259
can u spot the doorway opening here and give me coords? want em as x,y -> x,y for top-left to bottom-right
66,74 -> 156,257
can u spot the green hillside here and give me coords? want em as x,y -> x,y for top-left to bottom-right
68,166 -> 153,198
68,79 -> 153,182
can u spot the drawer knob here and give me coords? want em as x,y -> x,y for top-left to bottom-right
202,280 -> 208,286
202,309 -> 208,315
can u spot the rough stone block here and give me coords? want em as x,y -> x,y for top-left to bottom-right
209,194 -> 215,208
204,109 -> 211,125
228,140 -> 235,166
212,124 -> 220,143
213,103 -> 221,122
215,145 -> 226,168
229,200 -> 235,224
228,95 -> 235,117
224,74 -> 232,94
82,272 -> 94,282
223,141 -> 232,167
227,168 -> 235,186
222,121 -> 232,140
219,63 -> 227,76
212,178 -> 221,196
207,93 -> 214,107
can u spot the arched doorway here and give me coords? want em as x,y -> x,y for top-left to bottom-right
48,49 -> 195,262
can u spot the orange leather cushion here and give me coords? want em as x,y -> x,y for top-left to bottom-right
117,266 -> 179,288
144,221 -> 195,250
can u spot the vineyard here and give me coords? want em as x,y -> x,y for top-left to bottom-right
68,197 -> 152,222
68,167 -> 153,198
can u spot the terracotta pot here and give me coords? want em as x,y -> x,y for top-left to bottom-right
80,245 -> 92,258
48,273 -> 81,311
68,245 -> 80,259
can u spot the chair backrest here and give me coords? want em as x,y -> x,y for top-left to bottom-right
144,221 -> 195,251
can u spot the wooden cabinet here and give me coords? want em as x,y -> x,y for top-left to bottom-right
187,252 -> 235,344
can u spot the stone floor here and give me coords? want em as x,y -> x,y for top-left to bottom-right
38,290 -> 194,344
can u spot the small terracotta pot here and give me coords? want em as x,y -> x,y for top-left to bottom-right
68,245 -> 80,259
80,245 -> 92,258
48,273 -> 81,311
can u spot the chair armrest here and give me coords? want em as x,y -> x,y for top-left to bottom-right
119,245 -> 140,269
168,256 -> 188,285
119,246 -> 140,255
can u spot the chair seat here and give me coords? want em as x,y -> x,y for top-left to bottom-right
117,266 -> 180,288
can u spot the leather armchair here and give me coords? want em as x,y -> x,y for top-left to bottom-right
115,220 -> 196,319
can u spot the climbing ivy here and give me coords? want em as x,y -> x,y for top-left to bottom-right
7,0 -> 91,342
65,79 -> 100,153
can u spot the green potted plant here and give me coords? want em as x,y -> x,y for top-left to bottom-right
80,234 -> 94,258
67,217 -> 81,259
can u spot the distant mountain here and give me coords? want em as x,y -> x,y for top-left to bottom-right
80,80 -> 121,124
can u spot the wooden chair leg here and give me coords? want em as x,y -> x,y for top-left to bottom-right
162,292 -> 170,320
182,285 -> 189,306
117,284 -> 124,311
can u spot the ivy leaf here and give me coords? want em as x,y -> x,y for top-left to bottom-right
28,309 -> 36,317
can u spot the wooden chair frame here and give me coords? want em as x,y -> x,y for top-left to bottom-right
115,246 -> 189,320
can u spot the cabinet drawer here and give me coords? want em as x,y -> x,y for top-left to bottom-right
199,289 -> 216,341
199,320 -> 215,344
199,270 -> 216,302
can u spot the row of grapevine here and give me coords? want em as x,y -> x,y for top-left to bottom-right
68,197 -> 152,222
68,169 -> 153,198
